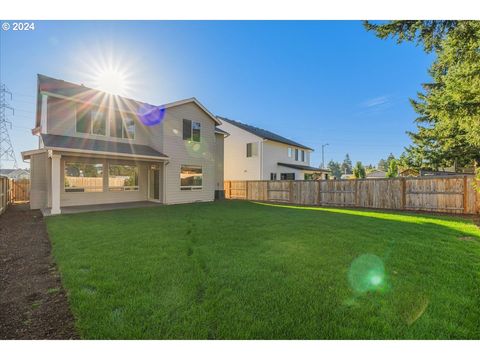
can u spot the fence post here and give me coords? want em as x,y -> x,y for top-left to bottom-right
355,179 -> 359,207
401,177 -> 406,210
245,181 -> 249,200
463,175 -> 468,214
317,180 -> 321,206
289,181 -> 294,203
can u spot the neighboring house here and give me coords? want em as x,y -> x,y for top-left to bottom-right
0,168 -> 30,180
419,169 -> 474,177
399,168 -> 419,177
22,74 -> 227,215
217,117 -> 330,180
366,169 -> 386,178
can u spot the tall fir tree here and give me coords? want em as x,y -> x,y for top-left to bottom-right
341,154 -> 353,175
365,20 -> 480,170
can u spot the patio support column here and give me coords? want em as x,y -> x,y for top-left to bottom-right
50,153 -> 62,215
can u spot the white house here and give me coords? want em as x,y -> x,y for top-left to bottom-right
218,117 -> 330,181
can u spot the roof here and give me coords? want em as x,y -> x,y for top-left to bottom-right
0,169 -> 15,176
40,133 -> 168,160
0,168 -> 30,178
218,116 -> 313,151
36,74 -> 221,127
366,170 -> 386,178
214,127 -> 230,136
277,162 -> 330,172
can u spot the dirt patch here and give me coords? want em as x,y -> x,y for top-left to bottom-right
0,204 -> 78,339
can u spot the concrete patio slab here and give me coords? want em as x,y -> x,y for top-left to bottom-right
42,201 -> 163,216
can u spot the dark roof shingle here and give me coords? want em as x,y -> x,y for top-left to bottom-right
217,116 -> 313,151
41,134 -> 168,159
277,162 -> 330,172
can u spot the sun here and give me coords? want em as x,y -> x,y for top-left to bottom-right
94,67 -> 128,95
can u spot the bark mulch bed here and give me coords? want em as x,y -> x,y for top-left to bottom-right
0,204 -> 78,339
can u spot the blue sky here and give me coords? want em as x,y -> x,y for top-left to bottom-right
0,20 -> 434,168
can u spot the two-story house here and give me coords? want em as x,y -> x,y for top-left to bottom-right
218,117 -> 330,181
22,75 -> 226,215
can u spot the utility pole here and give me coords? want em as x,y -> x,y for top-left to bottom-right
0,83 -> 17,170
321,143 -> 329,169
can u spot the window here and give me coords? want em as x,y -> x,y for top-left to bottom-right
76,106 -> 107,136
183,119 -> 201,142
270,173 -> 277,180
91,110 -> 106,136
76,106 -> 91,134
295,149 -> 299,161
301,150 -> 305,162
111,113 -> 135,139
281,173 -> 295,180
108,164 -> 139,191
181,166 -> 203,190
192,121 -> 201,142
64,162 -> 103,192
287,147 -> 292,157
123,116 -> 135,139
246,142 -> 258,158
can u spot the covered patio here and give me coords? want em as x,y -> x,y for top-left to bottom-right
22,134 -> 169,215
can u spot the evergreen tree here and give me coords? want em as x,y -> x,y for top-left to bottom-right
341,154 -> 353,174
365,21 -> 480,169
377,158 -> 388,171
327,160 -> 342,179
353,161 -> 366,179
386,159 -> 399,178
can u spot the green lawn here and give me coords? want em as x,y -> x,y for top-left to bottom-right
46,201 -> 480,339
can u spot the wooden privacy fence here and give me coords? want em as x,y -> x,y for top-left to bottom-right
224,175 -> 479,214
8,179 -> 30,203
0,176 -> 8,215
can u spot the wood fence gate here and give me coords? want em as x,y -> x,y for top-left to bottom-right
8,179 -> 30,203
224,175 -> 479,215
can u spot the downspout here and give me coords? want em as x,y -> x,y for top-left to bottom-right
260,140 -> 264,180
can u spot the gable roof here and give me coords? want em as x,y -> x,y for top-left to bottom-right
217,116 -> 313,151
36,74 -> 221,127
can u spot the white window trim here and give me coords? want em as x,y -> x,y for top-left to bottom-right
74,104 -> 136,140
64,161 -> 104,193
107,164 -> 140,192
184,119 -> 201,143
180,165 -> 203,190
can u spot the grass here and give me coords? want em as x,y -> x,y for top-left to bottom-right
46,200 -> 480,339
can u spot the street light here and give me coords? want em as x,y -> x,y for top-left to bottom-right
321,143 -> 329,169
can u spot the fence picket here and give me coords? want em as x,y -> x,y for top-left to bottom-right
224,175 -> 478,214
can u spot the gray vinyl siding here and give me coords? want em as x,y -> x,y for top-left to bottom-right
29,152 -> 49,210
46,97 -> 153,146
163,102 -> 216,204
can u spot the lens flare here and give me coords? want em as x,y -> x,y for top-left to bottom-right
348,254 -> 386,293
137,104 -> 166,126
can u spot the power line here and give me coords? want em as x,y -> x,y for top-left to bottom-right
0,84 -> 18,169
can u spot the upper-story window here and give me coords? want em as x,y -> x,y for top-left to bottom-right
110,113 -> 135,140
92,110 -> 107,136
295,148 -> 299,161
76,105 -> 135,139
246,142 -> 258,158
301,150 -> 305,162
183,119 -> 201,142
287,147 -> 292,157
76,106 -> 106,136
